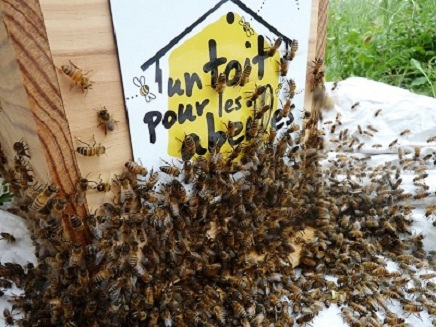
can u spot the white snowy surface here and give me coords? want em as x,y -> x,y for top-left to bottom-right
0,209 -> 37,326
0,77 -> 435,326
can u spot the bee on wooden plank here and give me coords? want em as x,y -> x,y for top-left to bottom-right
13,139 -> 30,158
76,136 -> 106,157
59,60 -> 94,94
97,106 -> 118,135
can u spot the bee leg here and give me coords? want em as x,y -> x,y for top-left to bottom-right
76,137 -> 92,148
68,60 -> 83,71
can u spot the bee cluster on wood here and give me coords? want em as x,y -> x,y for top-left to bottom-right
1,52 -> 436,327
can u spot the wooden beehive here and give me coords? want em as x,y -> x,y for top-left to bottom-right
0,0 -> 328,261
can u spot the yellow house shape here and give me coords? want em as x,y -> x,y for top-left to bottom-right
140,0 -> 296,159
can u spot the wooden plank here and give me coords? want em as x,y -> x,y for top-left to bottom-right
0,1 -> 86,225
303,0 -> 320,110
316,0 -> 330,59
39,0 -> 133,212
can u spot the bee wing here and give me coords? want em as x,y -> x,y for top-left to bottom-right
133,77 -> 143,87
239,16 -> 246,25
145,93 -> 156,102
247,27 -> 255,36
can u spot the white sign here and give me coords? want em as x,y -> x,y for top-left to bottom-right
110,0 -> 313,168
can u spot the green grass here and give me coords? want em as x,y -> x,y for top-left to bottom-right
325,0 -> 436,97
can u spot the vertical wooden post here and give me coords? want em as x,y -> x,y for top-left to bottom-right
0,1 -> 82,208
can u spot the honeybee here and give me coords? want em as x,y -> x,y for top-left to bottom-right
402,304 -> 424,318
92,268 -> 109,283
414,146 -> 421,158
95,174 -> 111,192
287,78 -> 297,98
160,160 -> 181,177
75,176 -> 94,205
171,179 -> 188,203
3,308 -> 14,326
239,16 -> 254,37
331,81 -> 339,91
212,305 -> 226,325
69,215 -> 84,231
425,204 -> 436,219
214,73 -> 226,94
133,76 -> 156,102
265,37 -> 282,58
366,125 -> 378,133
238,63 -> 252,87
76,136 -> 106,156
231,300 -> 247,318
13,139 -> 30,158
278,58 -> 289,76
69,242 -> 84,267
427,135 -> 436,143
267,127 -> 277,143
388,139 -> 398,148
414,191 -> 430,199
285,39 -> 298,61
0,232 -> 16,243
60,60 -> 94,94
146,169 -> 159,189
246,84 -> 266,105
413,173 -> 428,182
31,184 -> 57,211
351,102 -> 360,109
178,133 -> 197,161
296,313 -> 315,326
223,121 -> 241,139
400,129 -> 411,136
246,116 -> 259,139
182,160 -> 195,184
97,106 -> 118,135
311,57 -> 324,75
125,160 -> 148,177
278,98 -> 292,119
363,131 -> 374,137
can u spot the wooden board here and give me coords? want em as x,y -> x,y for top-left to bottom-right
37,0 -> 133,212
304,0 -> 329,110
0,1 -> 84,217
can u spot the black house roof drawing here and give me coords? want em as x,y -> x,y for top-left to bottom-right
140,0 -> 295,71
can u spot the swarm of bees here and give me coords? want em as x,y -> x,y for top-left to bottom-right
1,49 -> 436,327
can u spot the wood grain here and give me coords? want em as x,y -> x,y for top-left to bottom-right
0,0 -> 90,243
303,0 -> 321,110
39,0 -> 133,213
316,0 -> 330,59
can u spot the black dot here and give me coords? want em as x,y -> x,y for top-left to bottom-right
226,12 -> 235,24
245,41 -> 251,48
